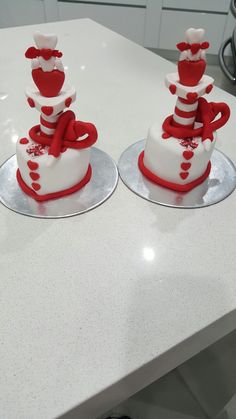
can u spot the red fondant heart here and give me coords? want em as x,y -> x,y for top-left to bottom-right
41,106 -> 53,116
186,92 -> 198,103
30,172 -> 40,181
27,97 -> 35,108
27,160 -> 39,170
32,68 -> 65,97
20,138 -> 29,145
180,172 -> 189,179
65,97 -> 72,107
181,162 -> 191,171
183,151 -> 194,160
178,59 -> 206,86
169,84 -> 176,95
205,84 -> 213,94
162,132 -> 171,139
31,182 -> 41,191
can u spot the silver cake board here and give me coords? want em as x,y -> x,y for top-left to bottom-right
118,140 -> 236,209
0,148 -> 118,218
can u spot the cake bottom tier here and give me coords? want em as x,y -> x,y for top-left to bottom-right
141,122 -> 216,192
16,138 -> 91,201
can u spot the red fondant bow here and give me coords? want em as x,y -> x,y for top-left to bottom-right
176,42 -> 209,55
25,47 -> 63,60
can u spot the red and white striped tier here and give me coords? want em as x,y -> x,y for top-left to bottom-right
40,113 -> 60,136
173,97 -> 198,129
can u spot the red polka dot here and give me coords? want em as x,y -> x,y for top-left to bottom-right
65,97 -> 72,107
29,172 -> 40,181
162,133 -> 171,139
27,97 -> 35,108
41,106 -> 53,116
27,160 -> 39,170
205,84 -> 213,94
31,182 -> 41,191
20,138 -> 29,144
169,84 -> 176,95
186,92 -> 198,102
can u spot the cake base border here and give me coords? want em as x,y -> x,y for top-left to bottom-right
0,148 -> 118,218
118,139 -> 236,209
16,165 -> 92,202
138,150 -> 211,192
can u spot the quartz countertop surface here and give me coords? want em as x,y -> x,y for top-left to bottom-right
0,18 -> 236,419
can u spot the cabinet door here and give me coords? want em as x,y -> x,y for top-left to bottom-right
0,0 -> 46,28
162,0 -> 230,13
58,1 -> 146,44
159,10 -> 227,54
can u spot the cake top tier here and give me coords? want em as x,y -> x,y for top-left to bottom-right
176,28 -> 210,86
25,32 -> 65,97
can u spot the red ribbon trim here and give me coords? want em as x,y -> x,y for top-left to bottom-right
162,99 -> 230,142
176,41 -> 209,55
138,151 -> 211,192
25,46 -> 63,60
17,166 -> 92,201
29,110 -> 98,158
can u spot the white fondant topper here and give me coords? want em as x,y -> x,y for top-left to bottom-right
32,32 -> 64,72
179,28 -> 206,62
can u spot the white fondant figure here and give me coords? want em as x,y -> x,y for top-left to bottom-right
31,32 -> 64,72
179,28 -> 206,62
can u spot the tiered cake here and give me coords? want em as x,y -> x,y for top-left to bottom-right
16,32 -> 98,201
139,28 -> 230,192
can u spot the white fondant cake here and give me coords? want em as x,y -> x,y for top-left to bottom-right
16,140 -> 90,196
16,32 -> 97,201
144,123 -> 216,185
139,28 -> 230,192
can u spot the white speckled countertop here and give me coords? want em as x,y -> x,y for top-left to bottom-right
0,19 -> 236,419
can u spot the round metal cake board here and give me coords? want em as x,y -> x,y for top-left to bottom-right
0,148 -> 118,218
118,140 -> 236,209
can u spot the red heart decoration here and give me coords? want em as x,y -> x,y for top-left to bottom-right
162,132 -> 171,139
27,160 -> 39,170
31,182 -> 41,191
205,84 -> 213,94
20,138 -> 29,145
178,59 -> 206,86
186,92 -> 198,103
40,49 -> 53,60
169,84 -> 176,95
30,172 -> 40,181
27,97 -> 35,108
65,97 -> 72,107
41,106 -> 53,116
32,68 -> 65,97
180,172 -> 189,179
181,162 -> 191,171
183,151 -> 194,160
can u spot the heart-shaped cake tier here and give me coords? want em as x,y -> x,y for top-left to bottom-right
32,68 -> 65,97
178,59 -> 206,86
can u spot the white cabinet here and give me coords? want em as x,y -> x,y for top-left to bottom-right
159,10 -> 228,54
57,0 -> 162,47
0,0 -> 46,28
0,0 -> 232,54
158,0 -> 231,54
162,0 -> 230,13
58,1 -> 146,44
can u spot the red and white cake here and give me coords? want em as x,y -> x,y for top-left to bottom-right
139,28 -> 230,192
16,32 -> 98,201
